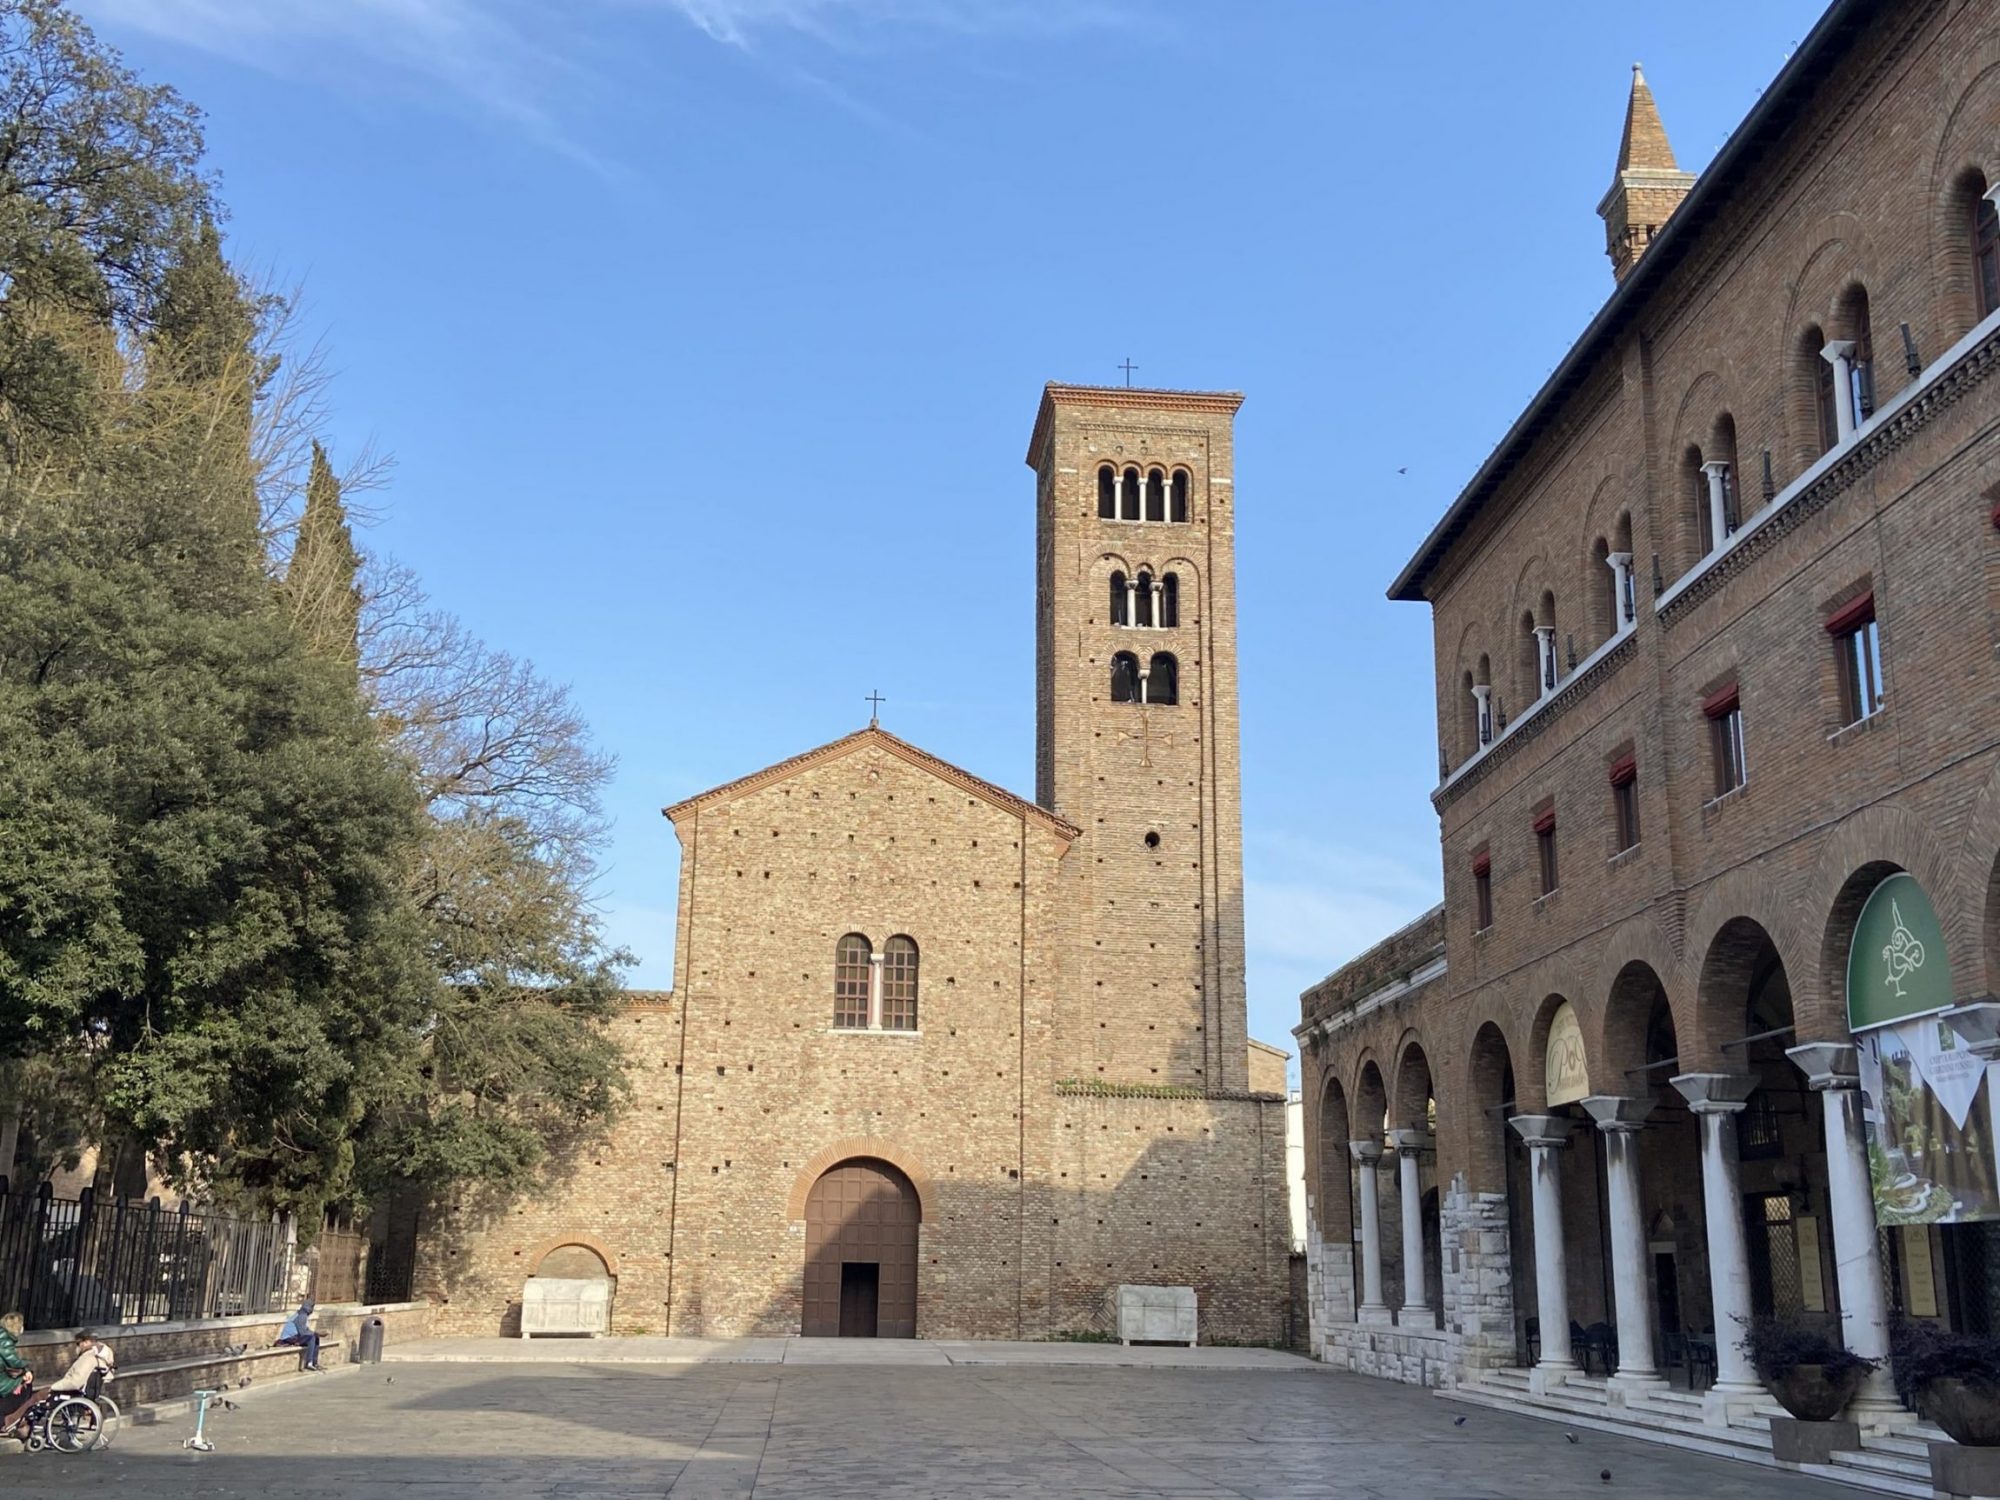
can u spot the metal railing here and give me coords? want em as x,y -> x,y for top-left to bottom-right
0,1179 -> 294,1331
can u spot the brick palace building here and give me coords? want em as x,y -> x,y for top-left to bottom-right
422,384 -> 1292,1342
1295,0 -> 2000,1456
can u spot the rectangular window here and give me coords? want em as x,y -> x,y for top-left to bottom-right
1704,683 -> 1747,797
1472,851 -> 1493,932
1610,755 -> 1639,853
1828,591 -> 1884,725
1533,808 -> 1558,896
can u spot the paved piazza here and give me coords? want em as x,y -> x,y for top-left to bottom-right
1,1352 -> 1865,1500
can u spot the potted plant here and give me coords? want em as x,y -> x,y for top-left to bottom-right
1892,1318 -> 2000,1445
1738,1315 -> 1877,1422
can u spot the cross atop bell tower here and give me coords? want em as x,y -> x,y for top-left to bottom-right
1025,382 -> 1248,1093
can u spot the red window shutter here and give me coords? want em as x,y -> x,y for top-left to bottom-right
1608,754 -> 1637,787
1531,807 -> 1556,836
1471,851 -> 1491,878
1824,589 -> 1875,636
1702,682 -> 1740,719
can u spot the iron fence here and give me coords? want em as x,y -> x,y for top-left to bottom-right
0,1179 -> 294,1331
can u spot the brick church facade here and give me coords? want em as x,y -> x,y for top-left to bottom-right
424,384 -> 1291,1342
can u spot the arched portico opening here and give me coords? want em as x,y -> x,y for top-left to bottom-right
1314,1075 -> 1355,1323
1465,1021 -> 1530,1363
1352,1061 -> 1393,1318
803,1158 -> 920,1338
1392,1041 -> 1442,1326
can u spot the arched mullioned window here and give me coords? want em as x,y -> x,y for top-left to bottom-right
834,934 -> 872,1029
1145,468 -> 1166,522
1975,183 -> 1998,320
1147,652 -> 1179,706
1110,652 -> 1140,703
1109,570 -> 1128,626
1160,572 -> 1179,627
1804,326 -> 1839,455
1838,283 -> 1875,422
1120,466 -> 1142,522
881,936 -> 918,1031
1097,465 -> 1116,520
1170,470 -> 1190,522
1134,570 -> 1155,628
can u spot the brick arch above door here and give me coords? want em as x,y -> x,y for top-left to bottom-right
786,1137 -> 934,1222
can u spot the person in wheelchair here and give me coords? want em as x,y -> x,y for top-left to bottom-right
47,1330 -> 113,1399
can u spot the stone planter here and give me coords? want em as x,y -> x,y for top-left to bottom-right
1926,1379 -> 2000,1447
1769,1363 -> 1865,1422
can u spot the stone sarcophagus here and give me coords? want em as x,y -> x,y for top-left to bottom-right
520,1276 -> 612,1337
1110,1284 -> 1198,1346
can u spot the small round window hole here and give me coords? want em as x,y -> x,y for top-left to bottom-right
1144,831 -> 1161,850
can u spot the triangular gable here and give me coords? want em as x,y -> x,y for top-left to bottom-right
661,725 -> 1078,842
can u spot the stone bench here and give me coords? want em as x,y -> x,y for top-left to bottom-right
520,1277 -> 610,1337
114,1338 -> 346,1406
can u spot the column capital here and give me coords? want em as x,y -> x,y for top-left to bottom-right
1701,459 -> 1731,479
1533,624 -> 1556,641
1347,1139 -> 1384,1164
1508,1114 -> 1571,1149
1671,1072 -> 1759,1113
1607,551 -> 1633,568
1941,999 -> 2000,1061
1581,1094 -> 1654,1131
868,951 -> 886,966
1786,1040 -> 1860,1090
1470,682 -> 1492,700
1820,338 -> 1858,365
1388,1128 -> 1433,1155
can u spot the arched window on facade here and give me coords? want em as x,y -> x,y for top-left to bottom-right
1591,537 -> 1614,643
1110,652 -> 1140,703
834,934 -> 872,1029
1120,466 -> 1142,522
1097,464 -> 1116,520
1516,611 -> 1539,706
1109,570 -> 1128,626
1838,284 -> 1875,424
880,936 -> 918,1031
1170,470 -> 1190,523
1147,652 -> 1179,705
1145,469 -> 1166,522
1975,180 -> 1999,321
1684,444 -> 1713,557
1160,572 -> 1180,628
1803,326 -> 1839,456
1134,570 -> 1155,628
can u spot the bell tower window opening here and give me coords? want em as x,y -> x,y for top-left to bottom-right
1146,652 -> 1179,706
1145,468 -> 1166,522
1110,571 -> 1129,626
1097,465 -> 1116,520
1170,469 -> 1190,522
1160,572 -> 1179,628
1120,466 -> 1142,522
833,934 -> 872,1029
1110,652 -> 1140,703
1134,571 -> 1155,628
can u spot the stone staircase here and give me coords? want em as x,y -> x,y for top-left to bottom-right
1441,1366 -> 1937,1497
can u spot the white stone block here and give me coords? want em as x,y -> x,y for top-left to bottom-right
1110,1284 -> 1197,1346
520,1276 -> 611,1337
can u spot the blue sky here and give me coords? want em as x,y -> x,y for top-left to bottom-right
78,0 -> 1825,1079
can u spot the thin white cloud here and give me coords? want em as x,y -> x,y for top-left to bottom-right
653,0 -> 1137,50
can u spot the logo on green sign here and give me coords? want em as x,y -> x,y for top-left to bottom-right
1848,873 -> 1952,1032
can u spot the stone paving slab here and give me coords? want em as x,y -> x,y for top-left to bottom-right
0,1357 -> 1867,1499
382,1336 -> 1318,1371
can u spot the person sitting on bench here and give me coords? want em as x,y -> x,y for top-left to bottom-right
276,1300 -> 323,1371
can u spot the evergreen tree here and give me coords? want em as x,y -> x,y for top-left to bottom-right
286,441 -> 363,670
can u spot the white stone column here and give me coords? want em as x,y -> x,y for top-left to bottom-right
1112,470 -> 1125,518
1788,1042 -> 1903,1430
1350,1140 -> 1390,1324
1671,1073 -> 1765,1420
1137,662 -> 1150,705
1151,580 -> 1164,629
867,952 -> 885,1031
1582,1096 -> 1663,1395
1510,1115 -> 1574,1389
1822,339 -> 1858,445
1471,683 -> 1492,745
1390,1128 -> 1431,1325
1125,577 -> 1139,626
1533,626 -> 1557,695
1701,461 -> 1732,549
1607,551 -> 1634,629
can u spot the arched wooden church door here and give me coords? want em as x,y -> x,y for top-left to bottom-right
802,1159 -> 918,1338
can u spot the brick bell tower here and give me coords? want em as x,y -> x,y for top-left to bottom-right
1026,384 -> 1248,1093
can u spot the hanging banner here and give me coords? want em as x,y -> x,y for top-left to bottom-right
1545,1001 -> 1589,1107
1858,1017 -> 2000,1225
1847,873 -> 1952,1032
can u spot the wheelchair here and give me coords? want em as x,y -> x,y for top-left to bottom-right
14,1368 -> 117,1454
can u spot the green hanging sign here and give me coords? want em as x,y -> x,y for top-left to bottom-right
1847,872 -> 1953,1033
